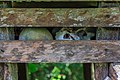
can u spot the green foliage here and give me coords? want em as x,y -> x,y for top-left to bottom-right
27,63 -> 84,80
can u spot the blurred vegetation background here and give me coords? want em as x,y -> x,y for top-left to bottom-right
27,63 -> 84,80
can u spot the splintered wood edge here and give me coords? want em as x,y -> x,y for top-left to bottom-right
0,8 -> 120,27
0,40 -> 120,63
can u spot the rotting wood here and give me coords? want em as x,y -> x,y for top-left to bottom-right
7,64 -> 18,80
96,28 -> 119,40
4,63 -> 18,80
0,64 -> 4,80
1,8 -> 120,27
0,28 -> 18,80
109,63 -> 120,80
0,40 -> 120,63
94,63 -> 109,80
94,28 -> 119,80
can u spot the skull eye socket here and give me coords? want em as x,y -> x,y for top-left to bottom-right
64,33 -> 70,39
63,33 -> 75,40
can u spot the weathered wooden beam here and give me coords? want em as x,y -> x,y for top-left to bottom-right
0,40 -> 120,63
94,28 -> 119,80
4,63 -> 18,80
0,64 -> 4,80
109,63 -> 120,80
1,8 -> 120,27
94,63 -> 109,80
0,28 -> 18,80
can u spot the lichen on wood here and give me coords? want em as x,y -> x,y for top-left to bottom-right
1,8 -> 120,27
0,41 -> 119,63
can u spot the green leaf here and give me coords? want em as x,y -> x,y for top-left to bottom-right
28,63 -> 38,73
62,75 -> 66,79
52,66 -> 61,74
58,75 -> 61,79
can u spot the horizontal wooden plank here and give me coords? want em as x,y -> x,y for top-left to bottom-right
0,40 -> 120,63
0,8 -> 120,27
1,0 -> 120,1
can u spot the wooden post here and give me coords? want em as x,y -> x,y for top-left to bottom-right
0,28 -> 18,80
108,29 -> 120,80
0,64 -> 4,80
109,63 -> 118,80
4,63 -> 18,80
83,64 -> 91,80
94,28 -> 119,80
94,63 -> 109,80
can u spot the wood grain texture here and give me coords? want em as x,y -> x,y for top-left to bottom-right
1,8 -> 120,27
109,63 -> 118,80
0,28 -> 18,80
94,63 -> 109,80
0,64 -> 4,80
3,63 -> 18,80
0,40 -> 119,63
94,28 -> 119,80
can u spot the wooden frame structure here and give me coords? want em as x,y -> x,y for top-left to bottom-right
0,1 -> 120,80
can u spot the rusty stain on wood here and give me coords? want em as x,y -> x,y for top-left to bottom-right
0,8 -> 120,27
0,40 -> 119,63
